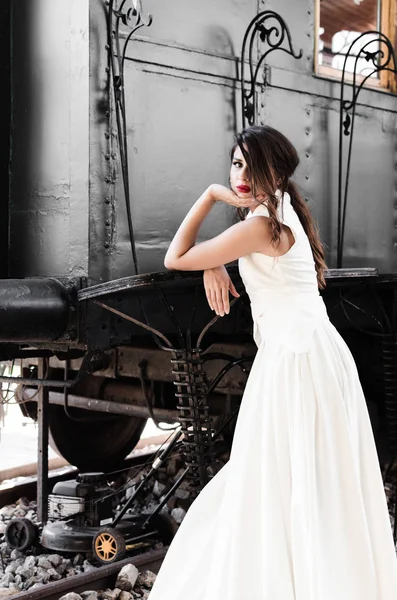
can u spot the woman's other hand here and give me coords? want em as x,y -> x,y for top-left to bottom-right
203,265 -> 240,316
208,184 -> 257,209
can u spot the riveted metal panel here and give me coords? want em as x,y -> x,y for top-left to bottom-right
251,0 -> 397,271
88,0 -> 251,282
8,0 -> 397,281
99,67 -> 238,278
130,0 -> 258,54
86,0 -> 397,280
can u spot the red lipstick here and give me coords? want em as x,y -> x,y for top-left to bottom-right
236,185 -> 251,193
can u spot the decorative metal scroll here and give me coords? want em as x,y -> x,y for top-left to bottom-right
240,11 -> 302,128
106,0 -> 153,275
337,31 -> 397,268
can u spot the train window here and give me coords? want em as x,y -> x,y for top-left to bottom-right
316,0 -> 397,92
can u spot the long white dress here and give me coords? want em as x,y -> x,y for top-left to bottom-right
148,190 -> 397,600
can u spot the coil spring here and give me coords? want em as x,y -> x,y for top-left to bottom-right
380,336 -> 397,455
170,349 -> 216,493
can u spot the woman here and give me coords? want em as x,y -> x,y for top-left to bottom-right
148,125 -> 397,599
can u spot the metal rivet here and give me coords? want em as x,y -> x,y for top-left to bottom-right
104,242 -> 110,248
305,197 -> 309,202
105,44 -> 110,50
105,197 -> 110,204
105,67 -> 110,73
305,175 -> 309,180
305,152 -> 310,158
305,129 -> 310,135
105,177 -> 110,183
105,111 -> 110,117
105,133 -> 110,139
306,109 -> 310,115
307,32 -> 310,38
105,220 -> 110,226
105,154 -> 110,160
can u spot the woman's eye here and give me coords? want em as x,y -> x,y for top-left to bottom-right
233,161 -> 242,168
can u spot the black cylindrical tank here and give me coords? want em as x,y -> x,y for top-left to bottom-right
0,278 -> 71,342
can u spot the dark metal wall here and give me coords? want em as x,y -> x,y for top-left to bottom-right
88,0 -> 397,282
0,1 -> 10,278
8,0 -> 397,282
88,0 -> 249,283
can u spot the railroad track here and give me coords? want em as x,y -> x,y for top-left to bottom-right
7,547 -> 166,600
0,443 -> 174,598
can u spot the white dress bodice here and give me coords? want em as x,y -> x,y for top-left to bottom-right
238,190 -> 329,352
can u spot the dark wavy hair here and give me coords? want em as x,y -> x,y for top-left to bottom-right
231,125 -> 327,289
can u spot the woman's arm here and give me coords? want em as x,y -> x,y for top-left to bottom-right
164,186 -> 268,271
204,266 -> 240,316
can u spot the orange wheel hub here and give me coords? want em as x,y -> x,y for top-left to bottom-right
94,531 -> 118,562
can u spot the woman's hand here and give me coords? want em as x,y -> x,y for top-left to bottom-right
203,265 -> 240,316
208,184 -> 257,209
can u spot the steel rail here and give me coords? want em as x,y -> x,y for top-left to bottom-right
7,548 -> 166,600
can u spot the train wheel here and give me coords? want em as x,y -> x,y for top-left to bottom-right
93,527 -> 126,564
48,404 -> 147,472
5,518 -> 38,551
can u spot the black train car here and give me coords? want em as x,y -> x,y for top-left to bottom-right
1,0 -> 397,482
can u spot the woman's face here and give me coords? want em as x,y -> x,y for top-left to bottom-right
230,145 -> 252,198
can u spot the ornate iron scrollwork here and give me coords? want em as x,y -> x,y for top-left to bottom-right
240,11 -> 302,128
106,0 -> 153,275
337,31 -> 397,268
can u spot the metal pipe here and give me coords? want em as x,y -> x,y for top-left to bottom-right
21,387 -> 179,422
0,278 -> 72,342
37,359 -> 49,524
